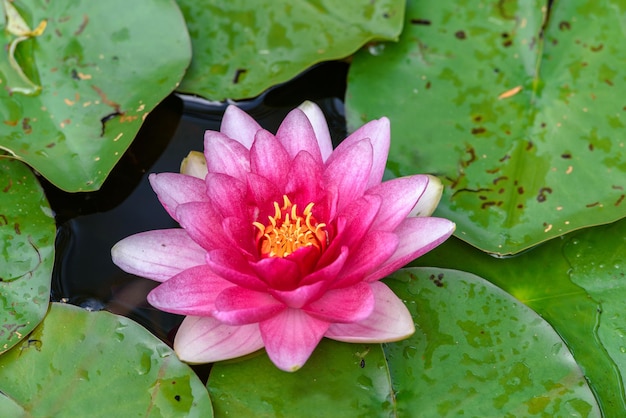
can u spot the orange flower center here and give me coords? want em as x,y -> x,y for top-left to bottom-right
253,195 -> 327,258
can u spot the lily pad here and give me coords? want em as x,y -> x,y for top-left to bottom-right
0,0 -> 191,191
385,268 -> 599,416
413,221 -> 626,416
0,159 -> 54,354
206,268 -> 598,416
0,303 -> 213,417
176,0 -> 405,101
345,0 -> 626,254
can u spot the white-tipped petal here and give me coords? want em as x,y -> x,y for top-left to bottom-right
325,282 -> 414,342
409,174 -> 444,217
180,150 -> 208,179
174,316 -> 264,363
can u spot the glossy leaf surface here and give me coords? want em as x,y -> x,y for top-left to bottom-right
385,268 -> 599,417
414,218 -> 626,416
0,159 -> 54,354
0,0 -> 191,191
176,0 -> 405,100
0,303 -> 213,417
345,0 -> 626,254
206,268 -> 598,416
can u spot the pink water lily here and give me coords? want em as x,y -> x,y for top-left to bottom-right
112,102 -> 455,372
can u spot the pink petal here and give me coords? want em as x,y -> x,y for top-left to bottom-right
147,265 -> 231,316
111,229 -> 206,282
283,151 -> 324,208
409,175 -> 444,217
246,172 -> 282,214
298,101 -> 333,162
260,309 -> 329,372
333,231 -> 398,288
367,175 -> 430,231
251,256 -> 301,290
325,281 -> 414,342
176,202 -> 226,251
276,108 -> 323,165
214,287 -> 285,325
206,248 -> 268,291
284,245 -> 322,277
149,173 -> 208,221
328,194 -> 381,250
318,193 -> 381,269
205,173 -> 248,219
222,216 -> 256,257
323,138 -> 373,213
250,129 -> 291,190
220,105 -> 262,149
365,217 -> 456,282
269,281 -> 326,309
203,130 -> 250,181
304,282 -> 374,323
174,316 -> 264,363
340,117 -> 390,188
300,245 -> 348,286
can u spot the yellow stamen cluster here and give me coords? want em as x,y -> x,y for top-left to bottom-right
253,195 -> 327,258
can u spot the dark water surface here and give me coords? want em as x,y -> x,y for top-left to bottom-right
45,62 -> 349,348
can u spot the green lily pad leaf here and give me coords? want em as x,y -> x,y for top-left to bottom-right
384,268 -> 599,417
0,392 -> 25,418
206,268 -> 598,416
0,303 -> 213,417
176,0 -> 405,101
345,0 -> 626,255
207,340 -> 393,416
0,0 -> 191,191
413,222 -> 626,416
0,159 -> 54,354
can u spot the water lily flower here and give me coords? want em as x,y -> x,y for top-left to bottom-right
112,102 -> 455,372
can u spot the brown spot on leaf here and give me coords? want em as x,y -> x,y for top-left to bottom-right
590,44 -> 604,52
537,187 -> 552,202
74,15 -> 89,35
586,202 -> 600,208
559,21 -> 571,31
561,153 -> 572,159
22,118 -> 32,134
616,195 -> 625,207
493,176 -> 508,185
410,18 -> 431,25
455,30 -> 466,40
471,127 -> 486,135
14,223 -> 20,235
3,180 -> 12,193
233,68 -> 247,84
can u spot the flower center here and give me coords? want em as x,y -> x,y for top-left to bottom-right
253,195 -> 327,258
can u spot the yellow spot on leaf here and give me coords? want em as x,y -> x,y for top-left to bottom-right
498,86 -> 522,100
